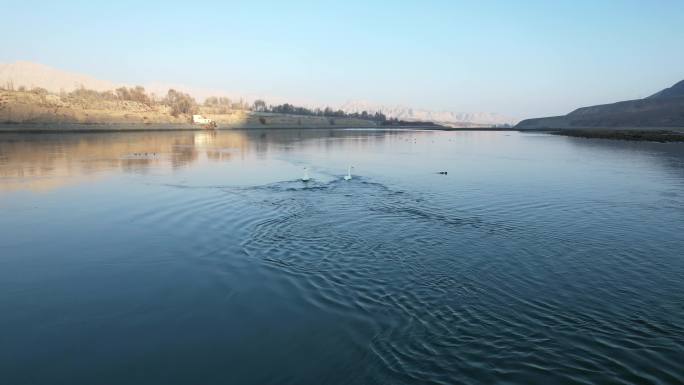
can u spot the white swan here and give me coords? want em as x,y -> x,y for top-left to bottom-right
344,165 -> 353,181
301,167 -> 311,182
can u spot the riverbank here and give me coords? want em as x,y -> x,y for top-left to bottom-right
0,121 -> 383,133
0,89 -> 379,129
438,127 -> 514,131
545,128 -> 684,142
0,123 -> 462,133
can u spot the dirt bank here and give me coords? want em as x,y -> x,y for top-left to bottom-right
0,89 -> 378,130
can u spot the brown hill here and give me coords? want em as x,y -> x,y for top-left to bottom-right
516,80 -> 684,130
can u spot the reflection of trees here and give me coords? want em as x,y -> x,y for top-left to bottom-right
170,144 -> 198,169
0,131 -> 250,190
0,128 -> 427,192
121,158 -> 155,174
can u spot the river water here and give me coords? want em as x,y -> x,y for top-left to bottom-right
1,129 -> 683,384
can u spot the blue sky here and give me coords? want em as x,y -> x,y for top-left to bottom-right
2,0 -> 683,117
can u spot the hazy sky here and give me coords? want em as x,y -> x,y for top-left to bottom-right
2,0 -> 683,118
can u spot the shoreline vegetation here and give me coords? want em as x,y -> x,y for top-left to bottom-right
546,128 -> 684,142
0,85 -> 443,131
2,85 -> 682,142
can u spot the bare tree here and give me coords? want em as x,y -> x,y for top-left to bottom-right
163,89 -> 197,117
253,99 -> 267,112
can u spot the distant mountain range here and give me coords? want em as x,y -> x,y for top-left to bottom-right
0,61 -> 201,100
516,80 -> 684,129
0,61 -> 116,92
341,101 -> 516,127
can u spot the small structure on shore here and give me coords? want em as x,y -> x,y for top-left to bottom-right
192,114 -> 217,129
192,114 -> 212,124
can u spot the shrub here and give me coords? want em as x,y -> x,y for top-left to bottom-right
163,89 -> 197,117
115,86 -> 151,105
68,86 -> 104,102
204,96 -> 233,113
31,87 -> 49,96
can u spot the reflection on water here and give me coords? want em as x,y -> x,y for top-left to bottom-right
0,130 -> 416,192
1,129 -> 684,385
0,131 -> 244,191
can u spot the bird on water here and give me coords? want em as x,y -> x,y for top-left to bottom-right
344,165 -> 354,181
302,167 -> 311,182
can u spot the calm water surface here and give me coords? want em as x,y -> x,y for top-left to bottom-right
1,129 -> 683,384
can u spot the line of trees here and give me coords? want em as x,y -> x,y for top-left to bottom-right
3,84 -> 414,124
204,96 -> 249,112
61,86 -> 199,117
253,100 -> 388,122
51,86 -> 158,105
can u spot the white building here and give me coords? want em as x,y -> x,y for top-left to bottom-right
192,114 -> 214,125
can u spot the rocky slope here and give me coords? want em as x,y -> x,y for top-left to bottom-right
516,80 -> 684,130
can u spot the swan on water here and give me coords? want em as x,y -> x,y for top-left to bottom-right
302,167 -> 311,182
344,165 -> 353,181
